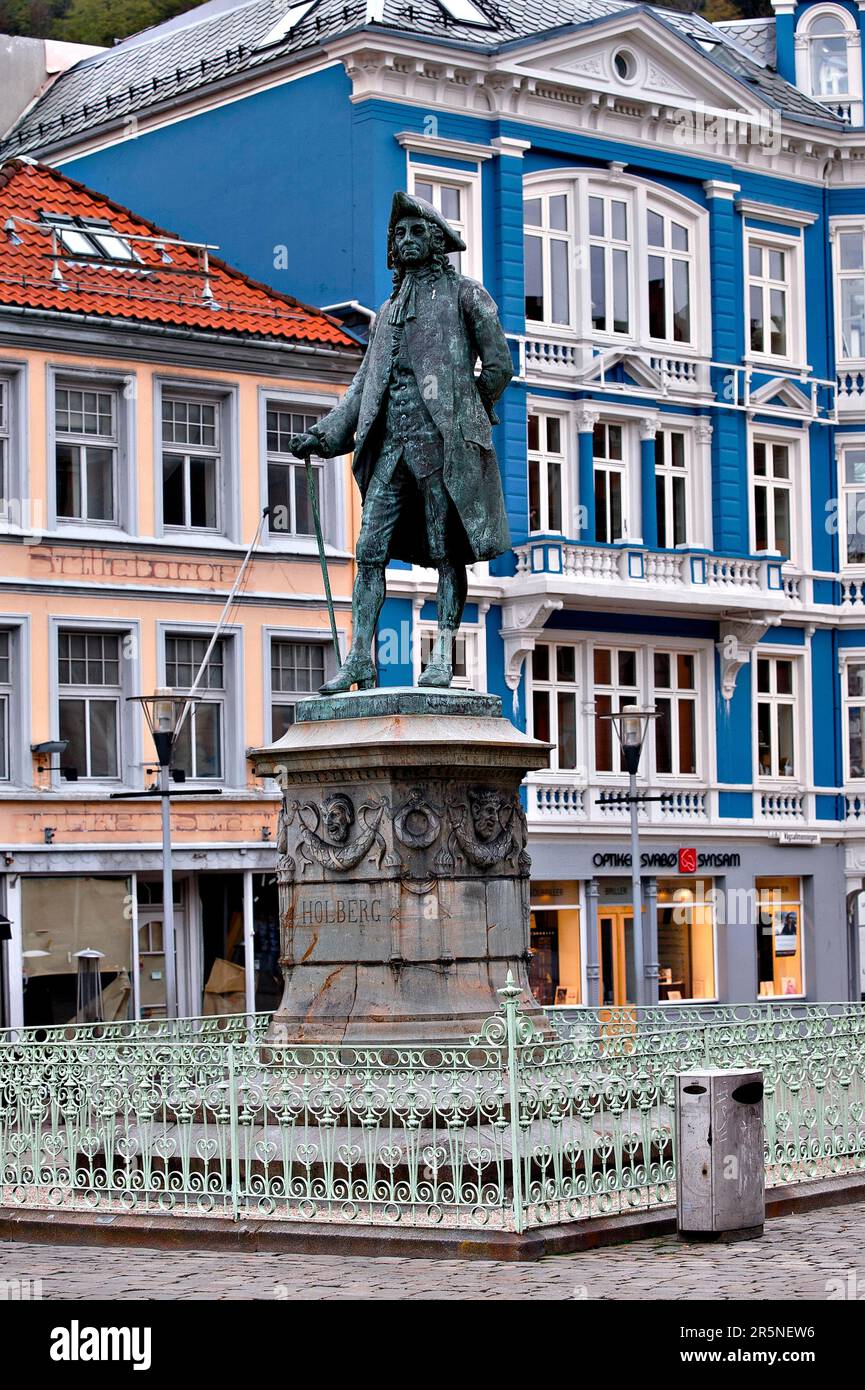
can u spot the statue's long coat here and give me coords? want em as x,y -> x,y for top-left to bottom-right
312,274 -> 513,565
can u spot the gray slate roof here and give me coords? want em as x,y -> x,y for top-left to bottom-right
714,17 -> 776,68
0,0 -> 843,158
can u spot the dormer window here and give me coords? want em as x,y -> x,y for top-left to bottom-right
810,13 -> 850,97
797,5 -> 863,122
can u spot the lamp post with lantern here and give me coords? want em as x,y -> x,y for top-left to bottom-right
598,706 -> 659,1008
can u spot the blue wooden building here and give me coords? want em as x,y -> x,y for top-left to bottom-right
7,0 -> 865,1006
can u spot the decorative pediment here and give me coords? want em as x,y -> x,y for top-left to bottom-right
578,350 -> 663,392
501,13 -> 771,118
748,377 -> 813,414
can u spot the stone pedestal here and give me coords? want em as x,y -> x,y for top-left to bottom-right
252,688 -> 550,1043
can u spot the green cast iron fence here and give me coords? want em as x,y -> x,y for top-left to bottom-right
1,984 -> 864,1232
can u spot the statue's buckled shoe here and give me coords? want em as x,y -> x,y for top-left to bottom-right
319,654 -> 376,694
418,657 -> 453,689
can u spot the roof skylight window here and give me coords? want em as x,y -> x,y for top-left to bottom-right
436,0 -> 495,26
257,1 -> 316,47
40,213 -> 136,263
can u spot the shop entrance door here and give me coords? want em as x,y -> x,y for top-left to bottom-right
598,906 -> 637,1006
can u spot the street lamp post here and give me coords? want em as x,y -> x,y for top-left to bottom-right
127,689 -> 188,1020
599,707 -> 658,1009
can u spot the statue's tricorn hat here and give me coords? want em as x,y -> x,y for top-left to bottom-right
388,190 -> 466,254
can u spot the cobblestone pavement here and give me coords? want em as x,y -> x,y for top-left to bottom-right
0,1206 -> 862,1300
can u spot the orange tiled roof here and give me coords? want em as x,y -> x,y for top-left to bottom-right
0,159 -> 358,350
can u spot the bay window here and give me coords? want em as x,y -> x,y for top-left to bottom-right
588,192 -> 630,335
756,655 -> 797,780
647,209 -> 692,343
524,189 -> 572,326
530,643 -> 579,771
528,410 -> 566,533
522,172 -> 708,353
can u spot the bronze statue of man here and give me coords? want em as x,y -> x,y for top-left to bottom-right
290,190 -> 513,692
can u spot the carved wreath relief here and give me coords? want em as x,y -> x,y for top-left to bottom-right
277,782 -> 531,882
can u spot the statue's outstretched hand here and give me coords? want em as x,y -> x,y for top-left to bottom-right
289,432 -> 319,459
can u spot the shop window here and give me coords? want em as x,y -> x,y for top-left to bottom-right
21,876 -> 132,1026
530,643 -> 579,771
529,881 -> 581,1006
271,638 -> 327,739
756,876 -> 804,997
657,878 -> 715,1001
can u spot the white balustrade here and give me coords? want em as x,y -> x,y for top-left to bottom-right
758,790 -> 805,820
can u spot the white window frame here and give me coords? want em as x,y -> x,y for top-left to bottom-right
527,405 -> 570,535
268,632 -> 331,740
831,216 -> 865,364
841,650 -> 865,783
521,169 -> 711,357
748,426 -> 809,569
57,629 -> 123,782
258,388 -> 346,554
154,378 -> 238,542
54,381 -> 118,527
838,434 -> 865,568
413,614 -> 486,691
49,619 -> 139,787
161,393 -> 222,535
754,651 -> 800,782
157,624 -> 242,787
586,185 -> 632,338
590,638 -> 710,784
0,628 -> 12,782
655,425 -> 692,549
651,649 -> 700,780
646,204 -> 695,346
744,227 -> 806,370
527,640 -> 581,773
408,161 -> 482,280
795,3 -> 863,121
523,180 -> 575,329
163,633 -> 226,782
47,365 -> 135,535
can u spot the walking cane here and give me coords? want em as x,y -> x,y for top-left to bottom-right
303,456 -> 342,667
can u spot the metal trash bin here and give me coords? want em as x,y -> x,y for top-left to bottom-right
675,1068 -> 765,1241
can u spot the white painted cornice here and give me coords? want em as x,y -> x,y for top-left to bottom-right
735,198 -> 820,227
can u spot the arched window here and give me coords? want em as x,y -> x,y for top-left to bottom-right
797,5 -> 862,120
810,12 -> 851,97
